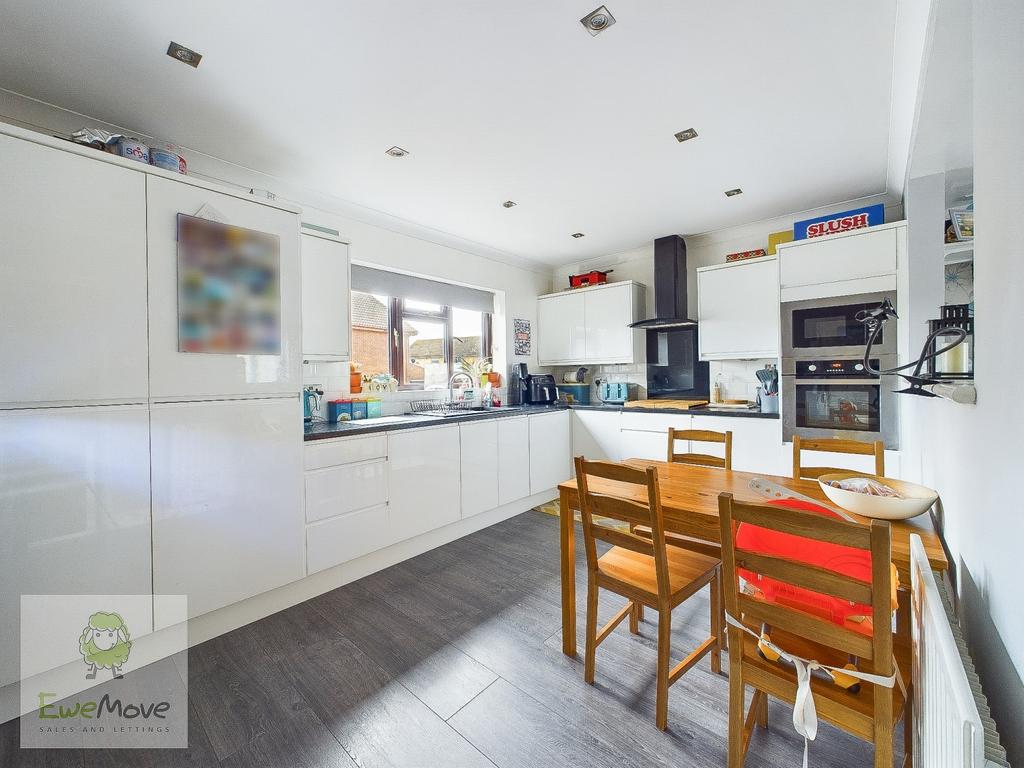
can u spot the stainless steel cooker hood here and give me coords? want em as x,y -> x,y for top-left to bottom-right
629,235 -> 697,329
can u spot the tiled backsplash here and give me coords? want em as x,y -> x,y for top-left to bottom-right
302,361 -> 507,418
550,359 -> 777,404
709,359 -> 777,402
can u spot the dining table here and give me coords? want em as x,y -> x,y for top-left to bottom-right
556,459 -> 949,658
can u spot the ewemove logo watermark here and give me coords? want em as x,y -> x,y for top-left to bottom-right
20,595 -> 188,749
80,611 -> 132,680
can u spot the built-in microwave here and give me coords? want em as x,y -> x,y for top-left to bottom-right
781,291 -> 896,358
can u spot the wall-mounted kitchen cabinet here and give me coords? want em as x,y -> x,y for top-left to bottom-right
0,133 -> 150,407
696,257 -> 779,360
537,281 -> 645,365
301,230 -> 351,361
777,222 -> 906,302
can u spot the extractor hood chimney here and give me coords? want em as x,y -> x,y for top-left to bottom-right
629,235 -> 697,329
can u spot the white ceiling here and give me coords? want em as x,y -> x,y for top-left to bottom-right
0,1 -> 901,266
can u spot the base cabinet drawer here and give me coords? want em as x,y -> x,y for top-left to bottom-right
304,459 -> 387,523
304,434 -> 386,470
306,504 -> 389,574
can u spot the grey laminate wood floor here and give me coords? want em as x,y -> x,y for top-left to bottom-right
1,510 -> 888,767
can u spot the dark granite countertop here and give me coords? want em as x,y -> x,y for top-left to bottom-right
304,404 -> 568,441
568,403 -> 780,420
304,400 -> 777,441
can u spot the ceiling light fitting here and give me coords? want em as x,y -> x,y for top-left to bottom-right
724,188 -> 743,197
674,128 -> 698,143
571,232 -> 585,238
166,42 -> 202,68
581,6 -> 616,36
502,200 -> 517,208
385,146 -> 409,157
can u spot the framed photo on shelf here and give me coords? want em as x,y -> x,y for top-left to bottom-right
949,207 -> 974,241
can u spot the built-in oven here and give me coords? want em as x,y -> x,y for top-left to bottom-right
782,291 -> 896,358
782,355 -> 899,449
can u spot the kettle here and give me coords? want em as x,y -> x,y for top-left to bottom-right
303,386 -> 323,422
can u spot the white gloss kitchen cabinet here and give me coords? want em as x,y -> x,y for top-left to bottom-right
537,281 -> 645,365
301,230 -> 351,361
618,411 -> 695,462
146,175 -> 303,400
528,410 -> 572,493
388,425 -> 462,541
777,221 -> 906,302
696,257 -> 780,360
150,399 -> 305,628
304,434 -> 389,575
497,416 -> 531,506
690,414 -> 782,475
0,132 -> 149,407
572,409 -> 622,461
0,405 -> 154,688
460,420 -> 500,517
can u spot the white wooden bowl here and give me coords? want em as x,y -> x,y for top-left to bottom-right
818,472 -> 938,521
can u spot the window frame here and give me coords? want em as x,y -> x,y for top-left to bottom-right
378,297 -> 490,390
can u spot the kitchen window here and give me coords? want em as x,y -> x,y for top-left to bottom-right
351,291 -> 492,390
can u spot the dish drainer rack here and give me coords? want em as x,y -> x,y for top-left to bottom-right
408,399 -> 475,416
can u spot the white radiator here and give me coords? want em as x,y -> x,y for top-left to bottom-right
909,535 -> 1008,768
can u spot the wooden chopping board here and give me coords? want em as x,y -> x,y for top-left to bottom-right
624,399 -> 709,410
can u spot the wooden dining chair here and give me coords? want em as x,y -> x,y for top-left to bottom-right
717,492 -> 907,768
792,434 -> 885,480
574,456 -> 724,730
667,427 -> 733,470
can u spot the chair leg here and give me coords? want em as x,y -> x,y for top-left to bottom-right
656,607 -> 672,730
584,580 -> 599,684
874,685 -> 894,768
629,601 -> 640,634
727,636 -> 746,768
756,692 -> 768,729
710,570 -> 723,674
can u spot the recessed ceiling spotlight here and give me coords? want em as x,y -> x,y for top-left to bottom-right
724,188 -> 743,197
502,200 -> 518,208
385,146 -> 409,157
571,232 -> 585,238
581,5 -> 616,36
166,42 -> 202,68
674,128 -> 698,143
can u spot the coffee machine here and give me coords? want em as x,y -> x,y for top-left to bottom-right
513,363 -> 558,405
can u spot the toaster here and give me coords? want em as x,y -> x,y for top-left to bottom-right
599,381 -> 636,404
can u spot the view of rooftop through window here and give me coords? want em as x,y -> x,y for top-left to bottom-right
350,290 -> 490,389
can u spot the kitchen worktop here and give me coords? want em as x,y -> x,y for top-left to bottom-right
304,400 -> 778,441
304,404 -> 568,440
568,403 -> 780,419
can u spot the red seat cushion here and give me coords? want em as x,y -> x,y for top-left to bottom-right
735,499 -> 888,632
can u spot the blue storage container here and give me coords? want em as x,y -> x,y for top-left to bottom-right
557,383 -> 591,405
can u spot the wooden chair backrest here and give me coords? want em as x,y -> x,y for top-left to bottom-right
667,427 -> 733,470
717,492 -> 893,677
792,435 -> 885,480
574,457 -> 672,599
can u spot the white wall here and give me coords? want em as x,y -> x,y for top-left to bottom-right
903,0 -> 1023,761
0,90 -> 552,392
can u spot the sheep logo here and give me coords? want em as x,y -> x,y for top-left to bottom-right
78,612 -> 132,680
